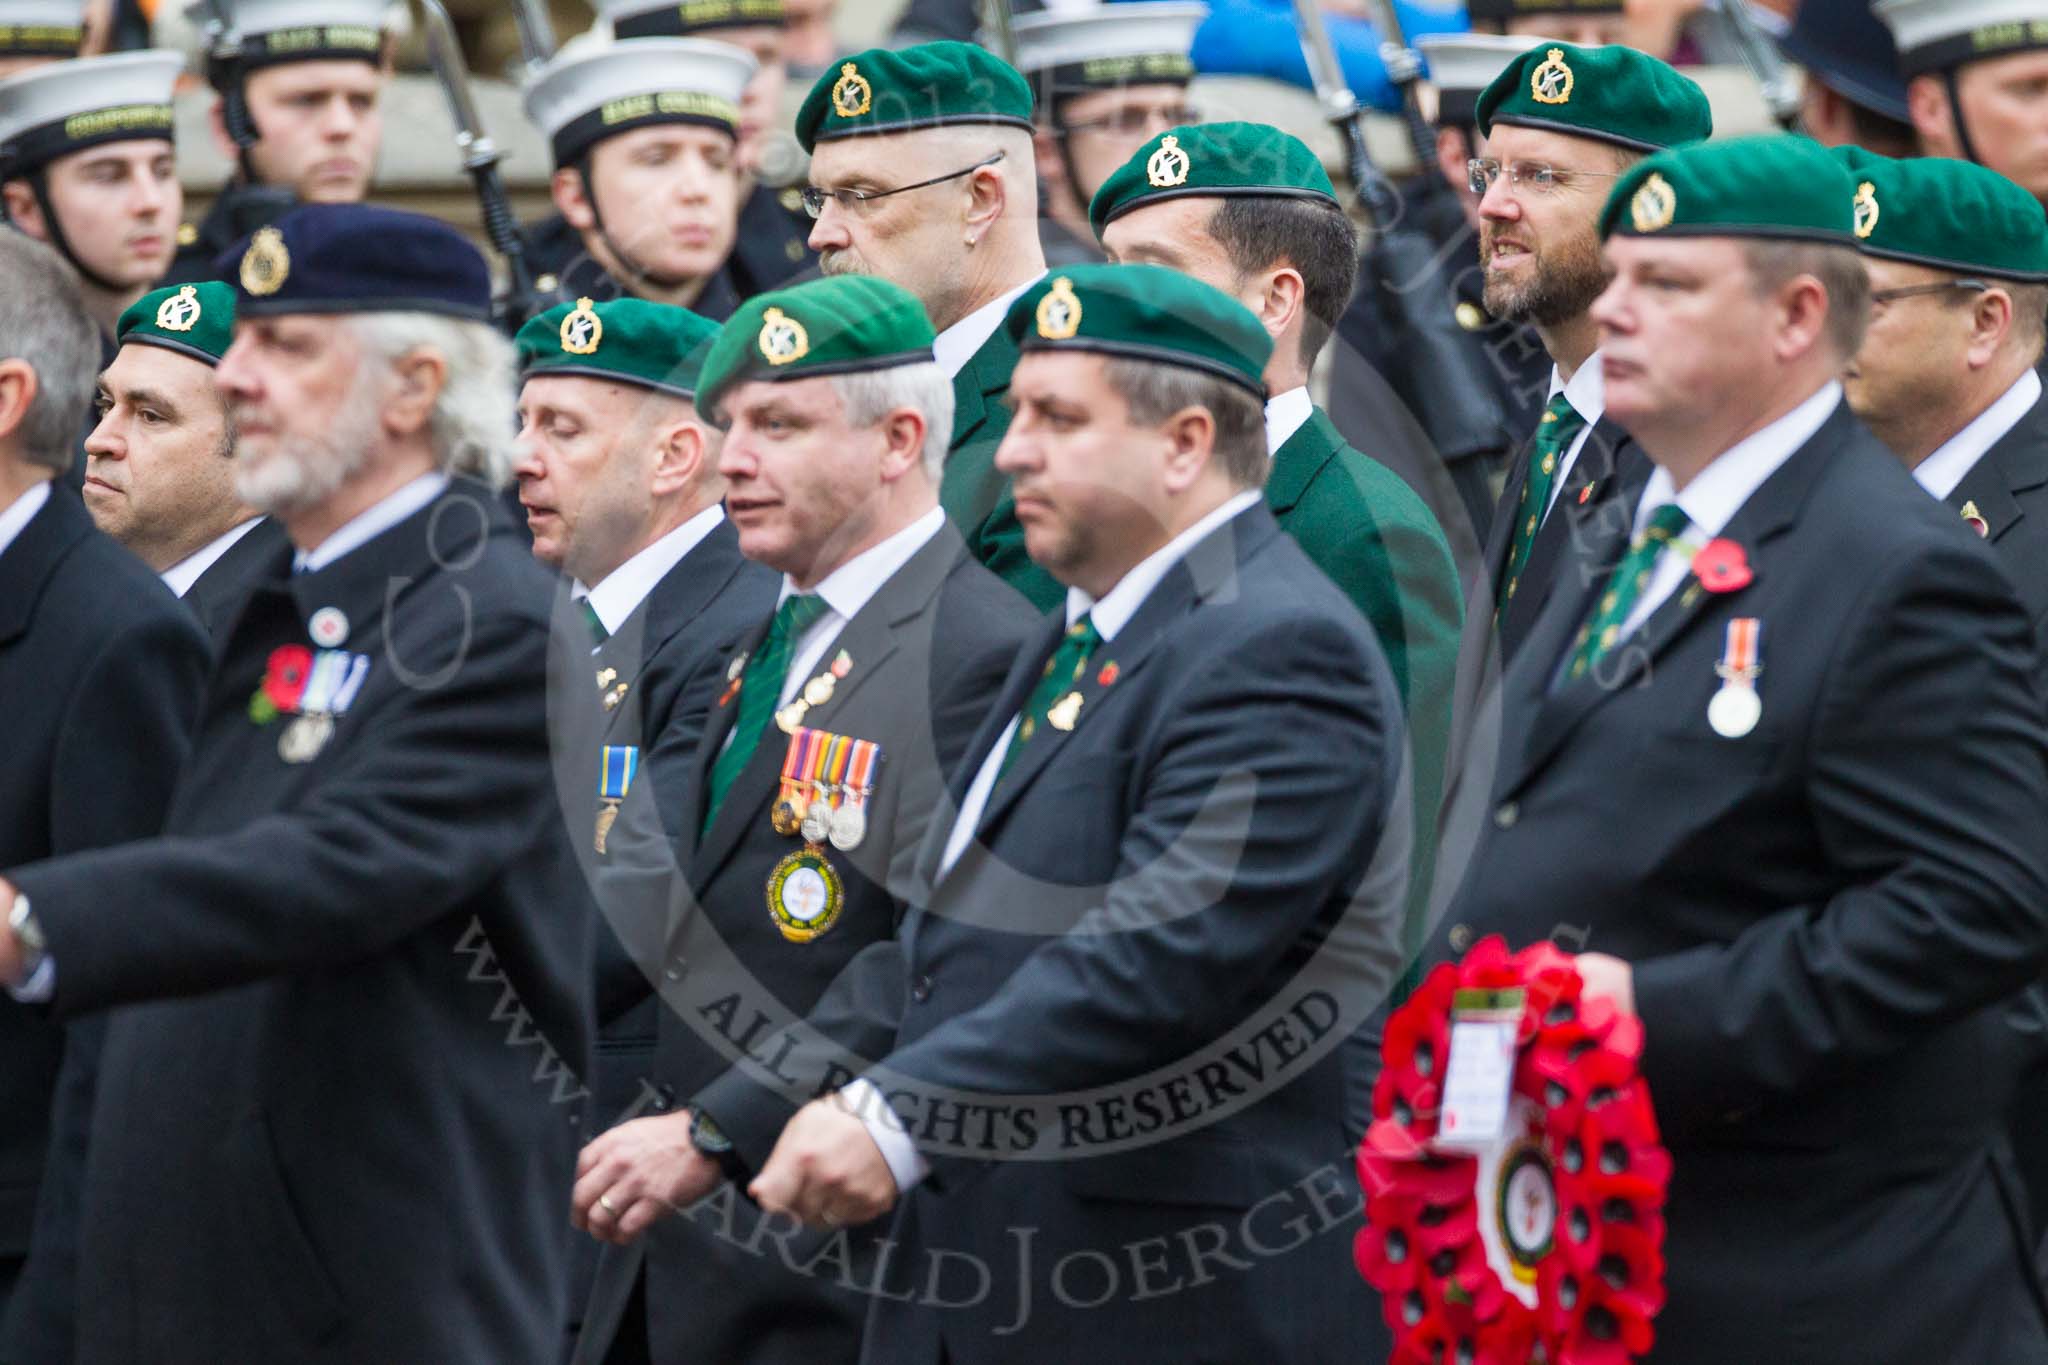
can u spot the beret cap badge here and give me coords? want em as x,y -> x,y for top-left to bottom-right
758,306 -> 810,364
559,297 -> 603,355
240,226 -> 290,296
1854,181 -> 1880,240
1146,133 -> 1190,188
1631,172 -> 1677,233
1035,276 -> 1083,340
154,285 -> 202,333
1531,48 -> 1574,105
830,61 -> 871,118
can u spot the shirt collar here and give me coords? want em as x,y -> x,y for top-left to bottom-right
932,275 -> 1044,379
0,480 -> 51,563
779,504 -> 947,621
1264,386 -> 1314,456
161,516 -> 265,599
1914,368 -> 2043,501
1635,381 -> 1841,539
1547,352 -> 1607,426
1066,488 -> 1264,639
292,473 -> 450,574
576,503 -> 725,636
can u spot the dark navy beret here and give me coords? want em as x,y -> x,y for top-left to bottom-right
219,203 -> 493,323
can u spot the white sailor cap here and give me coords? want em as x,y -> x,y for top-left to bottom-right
598,0 -> 785,40
0,1 -> 88,58
1876,0 -> 2048,77
203,0 -> 392,79
1417,32 -> 1543,126
0,49 -> 182,177
523,36 -> 757,169
1010,1 -> 1206,101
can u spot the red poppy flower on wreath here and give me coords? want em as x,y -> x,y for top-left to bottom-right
1356,936 -> 1671,1365
1691,538 -> 1752,594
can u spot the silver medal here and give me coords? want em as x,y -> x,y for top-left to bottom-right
1707,683 -> 1761,739
799,799 -> 833,844
828,802 -> 867,851
279,712 -> 335,763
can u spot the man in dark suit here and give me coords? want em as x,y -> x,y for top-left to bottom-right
1427,136 -> 2048,1363
793,42 -> 1061,609
568,275 -> 1035,1365
710,264 -> 1409,1363
82,280 -> 287,635
0,232 -> 208,1365
0,205 -> 597,1365
1838,150 -> 2048,1262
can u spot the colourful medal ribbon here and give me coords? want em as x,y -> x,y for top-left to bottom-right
821,731 -> 854,809
843,738 -> 878,805
599,745 -> 638,801
299,650 -> 350,714
1716,618 -> 1762,683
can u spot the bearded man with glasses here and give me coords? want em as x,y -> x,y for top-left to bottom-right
794,41 -> 1063,609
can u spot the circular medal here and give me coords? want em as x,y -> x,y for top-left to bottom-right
804,673 -> 836,708
278,712 -> 334,763
308,606 -> 349,648
828,802 -> 867,851
765,847 -> 844,943
775,700 -> 808,733
770,795 -> 804,837
799,798 -> 833,844
1707,682 -> 1761,739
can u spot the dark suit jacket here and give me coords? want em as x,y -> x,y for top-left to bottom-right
574,522 -> 1035,1365
0,489 -> 206,1363
938,322 -> 1063,612
707,504 -> 1408,1365
1429,401 -> 2048,1364
6,481 -> 598,1365
182,516 -> 292,641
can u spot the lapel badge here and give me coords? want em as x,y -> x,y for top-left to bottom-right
1047,691 -> 1083,732
1097,661 -> 1120,688
1853,182 -> 1880,240
831,648 -> 853,678
1630,173 -> 1677,234
596,666 -> 618,689
727,651 -> 749,682
603,682 -> 629,712
1146,133 -> 1190,188
560,297 -> 603,355
803,672 -> 836,707
155,285 -> 202,332
830,61 -> 871,118
1961,500 -> 1990,537
308,606 -> 349,648
1036,277 -> 1083,341
1454,301 -> 1487,332
1531,48 -> 1574,106
1691,537 -> 1753,594
240,226 -> 290,296
759,307 -> 809,365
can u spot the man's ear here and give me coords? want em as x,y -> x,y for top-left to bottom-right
651,416 -> 706,497
2,180 -> 43,239
553,165 -> 596,232
876,406 -> 930,482
381,347 -> 447,439
0,358 -> 40,450
1159,403 -> 1216,493
1248,265 -> 1306,344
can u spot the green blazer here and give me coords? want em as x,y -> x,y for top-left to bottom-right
1270,406 -> 1463,981
938,323 -> 1064,612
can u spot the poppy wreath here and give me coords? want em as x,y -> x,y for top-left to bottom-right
1354,936 -> 1672,1365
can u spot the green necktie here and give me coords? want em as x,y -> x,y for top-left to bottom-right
998,617 -> 1103,779
1563,503 -> 1691,682
701,593 -> 831,833
579,598 -> 609,647
1499,392 -> 1589,608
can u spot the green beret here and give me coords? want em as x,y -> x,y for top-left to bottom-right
1601,134 -> 1856,245
695,275 -> 938,426
1845,155 -> 2048,283
1004,262 -> 1271,398
1476,41 -> 1711,154
516,297 -> 723,400
115,281 -> 236,367
1088,121 -> 1339,239
794,41 -> 1033,153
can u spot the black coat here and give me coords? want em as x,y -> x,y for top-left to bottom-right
0,489 -> 207,1361
7,480 -> 599,1365
181,517 -> 293,640
1429,401 -> 2048,1364
575,523 -> 1036,1365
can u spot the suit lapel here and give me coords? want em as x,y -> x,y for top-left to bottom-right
1949,391 -> 2048,545
593,523 -> 751,743
1265,407 -> 1339,517
949,323 -> 1019,453
0,490 -> 90,647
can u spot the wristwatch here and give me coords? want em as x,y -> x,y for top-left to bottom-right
7,893 -> 46,981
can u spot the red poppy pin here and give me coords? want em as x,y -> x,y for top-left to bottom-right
1097,661 -> 1120,688
248,644 -> 314,724
1691,538 -> 1752,594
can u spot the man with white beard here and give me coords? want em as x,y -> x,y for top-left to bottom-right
0,203 -> 600,1365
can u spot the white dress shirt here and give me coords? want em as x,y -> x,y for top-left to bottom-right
932,276 -> 1044,379
575,503 -> 726,638
774,505 -> 947,706
160,517 -> 266,599
1540,354 -> 1606,519
292,473 -> 449,574
850,488 -> 1265,1196
1264,386 -> 1314,456
1913,368 -> 2042,501
1618,380 -> 1841,640
0,480 -> 51,562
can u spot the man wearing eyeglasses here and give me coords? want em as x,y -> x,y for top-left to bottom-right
794,42 -> 1064,611
1836,148 -> 2048,1279
1011,2 -> 1207,267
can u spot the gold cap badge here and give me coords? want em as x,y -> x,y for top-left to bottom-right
1630,172 -> 1676,233
1146,133 -> 1190,189
239,226 -> 290,296
1853,181 -> 1879,240
155,285 -> 202,333
831,62 -> 871,119
175,222 -> 199,248
758,306 -> 809,365
1036,276 -> 1082,340
1531,48 -> 1574,106
560,297 -> 603,355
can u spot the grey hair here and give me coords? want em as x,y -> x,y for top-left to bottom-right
0,231 -> 99,470
830,359 -> 954,481
350,312 -> 518,487
1102,355 -> 1268,489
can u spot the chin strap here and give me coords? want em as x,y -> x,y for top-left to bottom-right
1943,69 -> 1987,166
577,161 -> 698,294
23,170 -> 131,294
